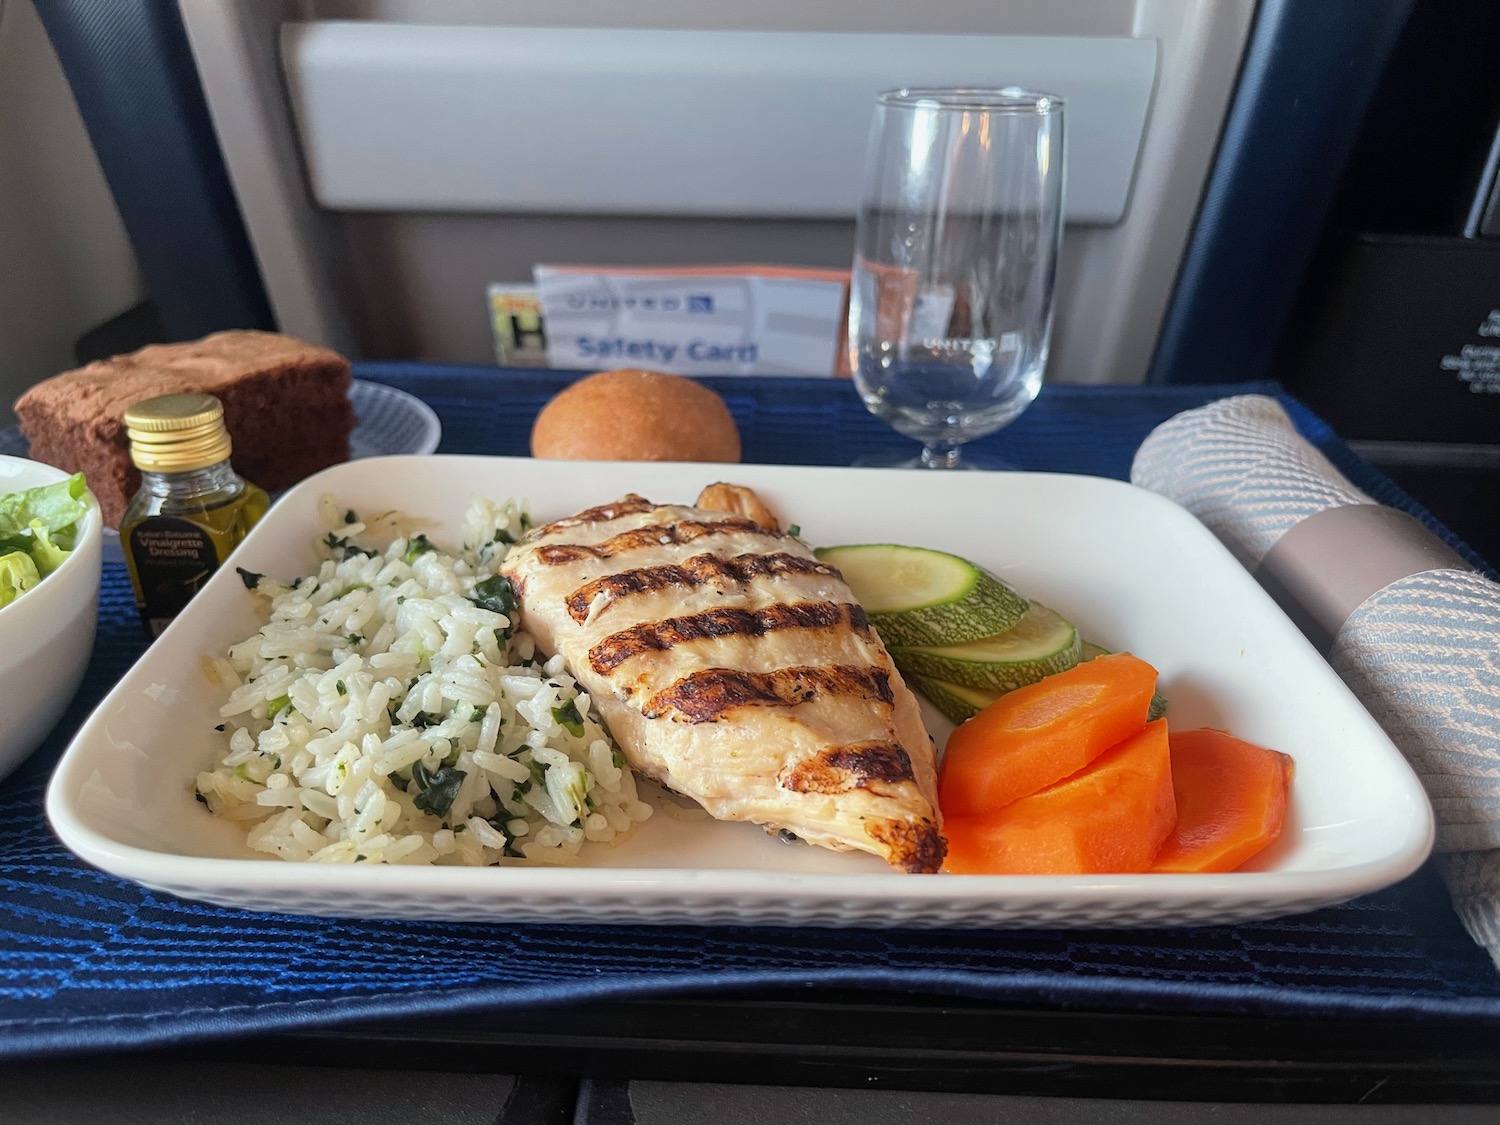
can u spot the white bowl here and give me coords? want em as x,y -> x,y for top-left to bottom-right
0,455 -> 102,782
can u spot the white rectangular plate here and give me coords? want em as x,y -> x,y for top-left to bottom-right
46,457 -> 1434,929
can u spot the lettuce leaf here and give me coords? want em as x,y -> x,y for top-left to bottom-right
0,551 -> 40,609
26,522 -> 70,577
0,473 -> 91,604
0,473 -> 87,537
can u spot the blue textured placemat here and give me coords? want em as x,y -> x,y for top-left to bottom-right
3,366 -> 1498,1062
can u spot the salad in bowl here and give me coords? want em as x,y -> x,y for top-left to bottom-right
0,456 -> 101,782
0,470 -> 91,607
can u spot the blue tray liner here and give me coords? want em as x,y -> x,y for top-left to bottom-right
2,367 -> 1496,1060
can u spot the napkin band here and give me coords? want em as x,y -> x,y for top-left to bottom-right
1255,503 -> 1473,651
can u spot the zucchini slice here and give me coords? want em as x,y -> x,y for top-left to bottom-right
890,602 -> 1082,693
815,543 -> 1028,647
908,675 -> 998,726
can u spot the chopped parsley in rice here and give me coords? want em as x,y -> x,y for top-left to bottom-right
194,494 -> 652,865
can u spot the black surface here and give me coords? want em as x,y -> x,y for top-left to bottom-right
499,1076 -> 581,1125
1327,0 -> 1500,238
0,1057 -> 515,1124
1277,235 -> 1500,444
1270,0 -> 1500,445
213,993 -> 1500,1104
622,1082 -> 1500,1124
73,299 -> 166,365
577,1080 -> 637,1125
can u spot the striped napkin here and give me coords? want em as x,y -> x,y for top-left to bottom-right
1132,394 -> 1500,964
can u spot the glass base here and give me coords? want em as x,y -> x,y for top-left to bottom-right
853,447 -> 1020,471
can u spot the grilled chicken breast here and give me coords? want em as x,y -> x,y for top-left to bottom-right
500,494 -> 946,873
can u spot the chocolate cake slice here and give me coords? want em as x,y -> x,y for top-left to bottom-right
15,331 -> 355,528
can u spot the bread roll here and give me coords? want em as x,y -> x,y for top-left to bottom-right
531,369 -> 741,463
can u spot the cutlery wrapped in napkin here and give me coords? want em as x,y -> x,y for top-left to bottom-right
1132,394 -> 1500,965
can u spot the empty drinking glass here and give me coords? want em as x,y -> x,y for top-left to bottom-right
849,88 -> 1066,469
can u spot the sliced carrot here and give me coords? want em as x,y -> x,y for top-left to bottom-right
938,652 -> 1158,817
1150,728 -> 1294,874
944,719 -> 1176,875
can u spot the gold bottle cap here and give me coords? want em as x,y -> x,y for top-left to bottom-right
124,393 -> 233,472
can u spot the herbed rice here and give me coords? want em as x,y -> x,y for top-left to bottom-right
194,494 -> 652,866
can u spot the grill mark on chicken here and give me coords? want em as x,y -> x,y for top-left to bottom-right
565,552 -> 840,624
529,494 -> 655,539
589,601 -> 871,674
867,818 -> 947,874
779,740 -> 915,795
537,518 -> 777,566
643,664 -> 893,723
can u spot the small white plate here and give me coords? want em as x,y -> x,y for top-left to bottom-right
45,457 -> 1434,929
347,380 -> 441,459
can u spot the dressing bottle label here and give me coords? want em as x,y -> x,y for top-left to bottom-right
127,517 -> 221,636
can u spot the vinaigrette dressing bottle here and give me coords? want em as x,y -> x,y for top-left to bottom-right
121,393 -> 269,636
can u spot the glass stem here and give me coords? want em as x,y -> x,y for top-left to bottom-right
920,443 -> 965,470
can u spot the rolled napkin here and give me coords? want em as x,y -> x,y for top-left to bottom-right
1132,394 -> 1375,569
1133,394 -> 1500,965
